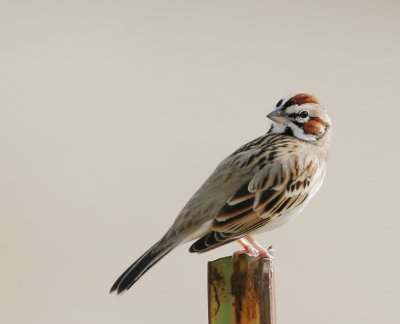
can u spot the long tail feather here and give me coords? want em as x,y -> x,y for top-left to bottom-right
110,240 -> 176,294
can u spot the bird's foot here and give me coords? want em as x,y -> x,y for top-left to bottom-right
254,245 -> 274,262
243,236 -> 274,262
233,249 -> 258,258
235,238 -> 259,257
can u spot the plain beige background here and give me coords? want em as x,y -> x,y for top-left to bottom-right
1,0 -> 400,323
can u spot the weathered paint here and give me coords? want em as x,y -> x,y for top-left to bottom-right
208,254 -> 275,324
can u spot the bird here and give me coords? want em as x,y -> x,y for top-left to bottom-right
110,92 -> 332,294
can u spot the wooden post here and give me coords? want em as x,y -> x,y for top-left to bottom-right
208,253 -> 275,324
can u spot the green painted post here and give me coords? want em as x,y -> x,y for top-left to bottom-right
208,253 -> 275,324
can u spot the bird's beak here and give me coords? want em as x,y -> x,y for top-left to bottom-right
267,109 -> 288,124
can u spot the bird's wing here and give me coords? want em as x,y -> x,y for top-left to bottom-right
189,150 -> 320,253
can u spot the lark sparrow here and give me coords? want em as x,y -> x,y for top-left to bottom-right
110,92 -> 332,294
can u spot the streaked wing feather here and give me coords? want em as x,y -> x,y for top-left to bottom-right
189,217 -> 272,253
189,135 -> 323,254
227,182 -> 256,205
210,154 -> 318,240
217,196 -> 255,221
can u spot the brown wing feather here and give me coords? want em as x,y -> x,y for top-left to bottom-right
189,144 -> 320,253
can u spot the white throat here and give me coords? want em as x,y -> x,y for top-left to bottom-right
269,123 -> 286,134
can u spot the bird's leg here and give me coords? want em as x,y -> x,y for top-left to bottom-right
234,237 -> 258,257
244,235 -> 274,261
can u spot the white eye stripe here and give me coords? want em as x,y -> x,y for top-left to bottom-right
296,116 -> 310,123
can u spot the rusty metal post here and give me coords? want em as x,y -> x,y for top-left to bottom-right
208,253 -> 275,324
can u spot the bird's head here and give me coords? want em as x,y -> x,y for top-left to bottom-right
267,93 -> 331,142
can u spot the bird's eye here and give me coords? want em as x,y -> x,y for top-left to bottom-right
299,111 -> 309,118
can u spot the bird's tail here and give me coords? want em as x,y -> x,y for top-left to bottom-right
110,239 -> 177,294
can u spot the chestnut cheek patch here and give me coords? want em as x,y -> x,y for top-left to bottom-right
303,118 -> 326,136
